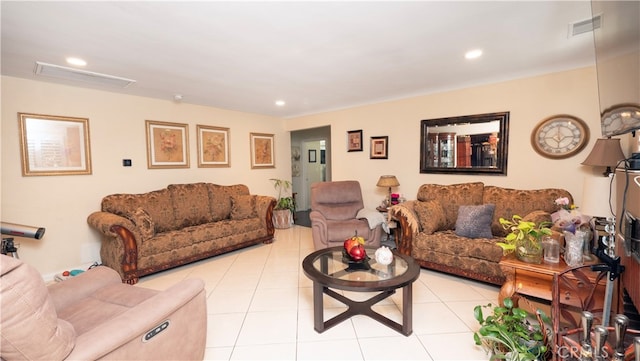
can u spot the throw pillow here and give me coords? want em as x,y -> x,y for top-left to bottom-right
230,195 -> 257,220
523,210 -> 552,225
130,207 -> 155,240
414,200 -> 447,234
455,204 -> 495,239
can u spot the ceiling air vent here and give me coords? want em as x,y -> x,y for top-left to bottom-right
569,14 -> 602,37
34,62 -> 136,88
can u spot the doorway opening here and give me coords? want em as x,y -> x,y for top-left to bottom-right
290,126 -> 331,227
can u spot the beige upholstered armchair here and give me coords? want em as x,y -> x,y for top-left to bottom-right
310,180 -> 383,250
0,255 -> 206,360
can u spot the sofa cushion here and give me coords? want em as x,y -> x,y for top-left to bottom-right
102,188 -> 176,233
131,207 -> 155,240
483,186 -> 573,237
230,195 -> 257,220
523,210 -> 553,225
455,204 -> 495,238
413,230 -> 503,261
169,183 -> 214,228
416,182 -> 484,230
208,184 -> 251,221
0,255 -> 76,360
414,200 -> 447,234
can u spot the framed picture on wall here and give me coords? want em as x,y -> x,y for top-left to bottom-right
250,132 -> 275,168
309,149 -> 317,163
370,136 -> 388,159
146,120 -> 190,169
197,125 -> 230,167
18,113 -> 92,176
347,129 -> 363,152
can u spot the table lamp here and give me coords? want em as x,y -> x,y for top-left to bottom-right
376,175 -> 399,207
581,138 -> 625,176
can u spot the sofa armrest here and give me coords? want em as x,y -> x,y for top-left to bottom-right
309,210 -> 328,249
389,201 -> 419,256
87,211 -> 141,284
48,266 -> 122,311
255,195 -> 276,236
64,278 -> 207,361
87,211 -> 137,239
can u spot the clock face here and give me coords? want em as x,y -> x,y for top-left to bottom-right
531,115 -> 589,159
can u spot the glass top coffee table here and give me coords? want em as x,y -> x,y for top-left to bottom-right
302,246 -> 420,336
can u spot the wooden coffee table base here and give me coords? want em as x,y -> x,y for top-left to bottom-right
312,282 -> 413,336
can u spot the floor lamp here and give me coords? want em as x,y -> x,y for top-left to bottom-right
581,137 -> 626,326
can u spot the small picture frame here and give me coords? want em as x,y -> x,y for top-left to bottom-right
309,149 -> 317,163
197,125 -> 230,167
18,113 -> 92,176
370,136 -> 388,159
250,132 -> 275,169
347,129 -> 363,152
145,120 -> 190,169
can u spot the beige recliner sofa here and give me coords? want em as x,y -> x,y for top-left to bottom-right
0,255 -> 206,360
310,180 -> 383,250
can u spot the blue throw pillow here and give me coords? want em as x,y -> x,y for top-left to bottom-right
455,204 -> 495,239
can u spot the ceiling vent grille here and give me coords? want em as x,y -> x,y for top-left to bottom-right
569,14 -> 602,37
34,62 -> 136,88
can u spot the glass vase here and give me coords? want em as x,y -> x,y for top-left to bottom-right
515,236 -> 543,264
563,230 -> 585,267
542,236 -> 560,264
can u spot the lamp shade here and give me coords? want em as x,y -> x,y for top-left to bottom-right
581,138 -> 625,168
581,175 -> 616,218
376,175 -> 399,188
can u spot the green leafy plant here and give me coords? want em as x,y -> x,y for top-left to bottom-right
269,178 -> 296,213
497,215 -> 552,256
473,297 -> 551,361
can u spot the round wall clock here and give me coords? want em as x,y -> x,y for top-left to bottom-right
531,115 -> 590,159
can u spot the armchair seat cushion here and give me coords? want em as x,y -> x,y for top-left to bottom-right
326,219 -> 372,243
55,283 -> 158,335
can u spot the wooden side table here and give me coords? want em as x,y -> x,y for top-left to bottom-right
376,206 -> 398,248
498,255 -> 615,310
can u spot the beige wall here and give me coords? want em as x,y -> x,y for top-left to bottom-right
1,76 -> 289,277
2,66 -> 635,278
285,66 -> 634,211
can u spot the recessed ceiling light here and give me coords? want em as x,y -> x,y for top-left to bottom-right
66,57 -> 87,66
465,49 -> 483,60
275,100 -> 286,107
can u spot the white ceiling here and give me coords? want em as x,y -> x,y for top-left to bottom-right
1,1 -> 597,118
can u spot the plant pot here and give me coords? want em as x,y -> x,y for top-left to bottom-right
516,237 -> 543,264
273,209 -> 293,229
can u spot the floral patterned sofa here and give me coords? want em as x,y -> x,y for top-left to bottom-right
390,182 -> 572,285
87,183 -> 275,284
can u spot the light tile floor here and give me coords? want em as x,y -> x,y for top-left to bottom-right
137,226 -> 498,360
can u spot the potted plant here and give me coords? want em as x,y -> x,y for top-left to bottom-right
497,215 -> 552,264
269,178 -> 296,229
473,297 -> 551,361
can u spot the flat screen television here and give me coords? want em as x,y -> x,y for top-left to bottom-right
591,0 -> 640,137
